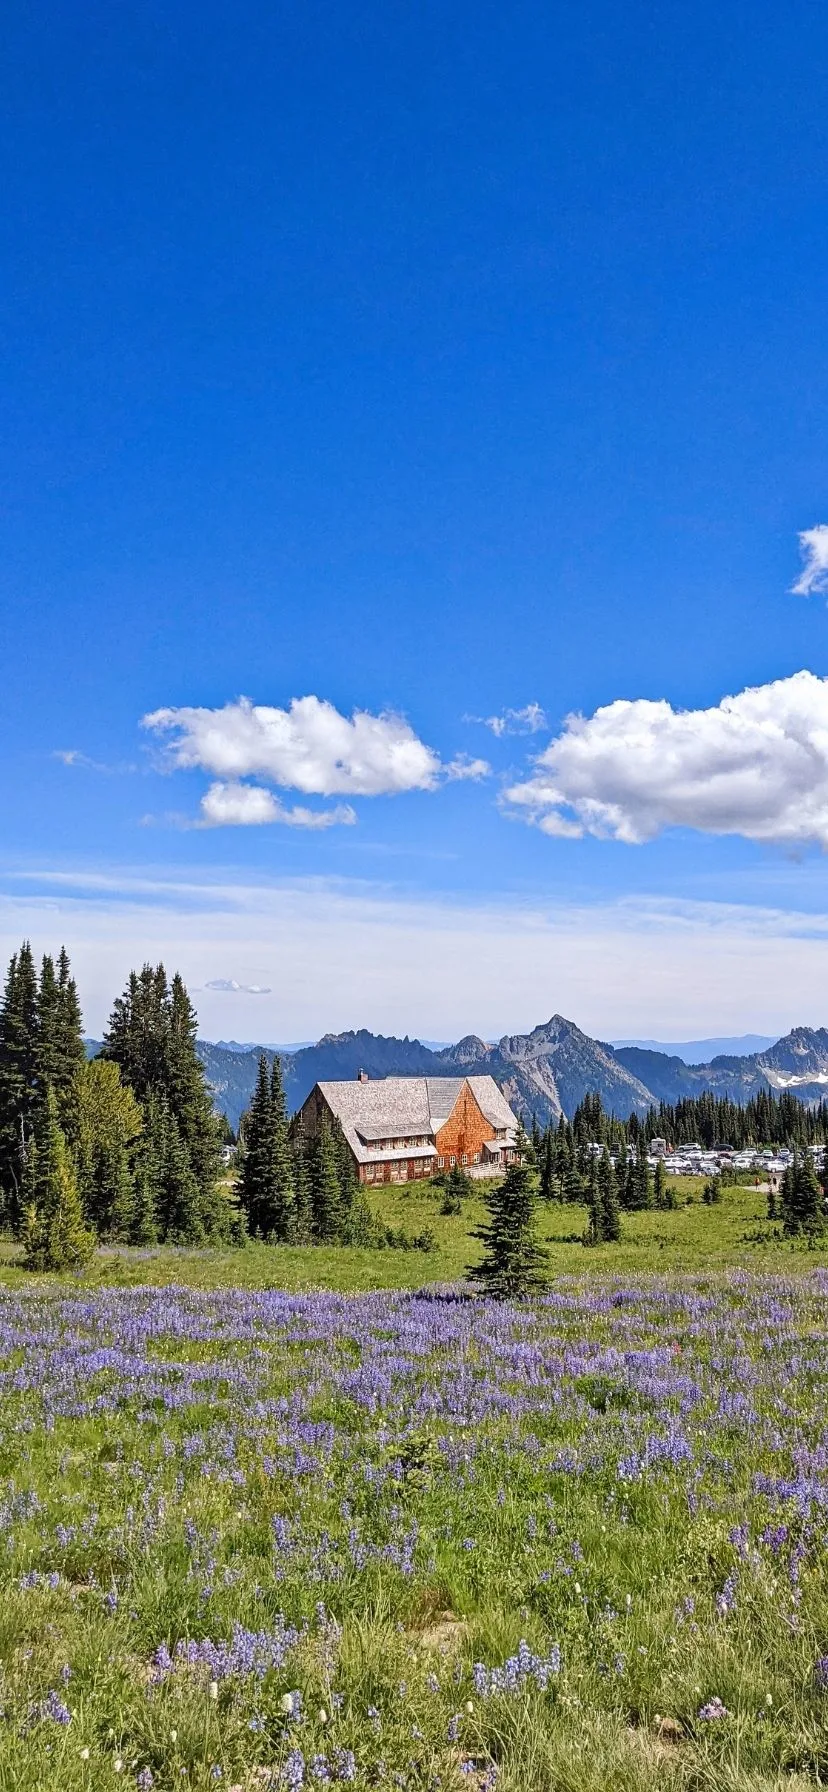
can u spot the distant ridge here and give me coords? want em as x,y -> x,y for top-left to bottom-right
613,1033 -> 779,1063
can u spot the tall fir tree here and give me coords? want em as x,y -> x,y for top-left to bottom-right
625,1137 -> 653,1211
598,1146 -> 620,1242
290,1115 -> 314,1243
265,1058 -> 294,1241
309,1115 -> 344,1243
103,964 -> 226,1243
586,1153 -> 605,1244
22,1087 -> 95,1272
52,947 -> 86,1141
0,943 -> 40,1226
782,1150 -> 825,1236
539,1130 -> 555,1202
468,1122 -> 548,1299
236,1055 -> 273,1238
653,1158 -> 668,1211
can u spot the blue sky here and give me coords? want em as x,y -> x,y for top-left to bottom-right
3,0 -> 828,1041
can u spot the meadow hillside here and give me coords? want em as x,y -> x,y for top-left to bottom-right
2,1182 -> 828,1790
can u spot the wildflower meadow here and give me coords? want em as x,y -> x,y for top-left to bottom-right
4,1256 -> 828,1791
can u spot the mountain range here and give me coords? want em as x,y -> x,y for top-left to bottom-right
190,1018 -> 828,1132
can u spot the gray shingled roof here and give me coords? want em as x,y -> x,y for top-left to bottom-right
315,1074 -> 517,1165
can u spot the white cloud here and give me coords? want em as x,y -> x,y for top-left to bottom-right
792,525 -> 828,596
144,695 -> 443,796
504,670 -> 828,848
5,866 -> 828,1040
199,781 -> 356,829
204,977 -> 271,995
54,749 -> 136,774
469,703 -> 548,738
444,754 -> 491,781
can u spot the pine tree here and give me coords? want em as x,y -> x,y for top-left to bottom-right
290,1115 -> 314,1243
653,1159 -> 668,1210
468,1122 -> 548,1299
129,1130 -> 160,1246
53,948 -> 85,1141
0,944 -> 40,1226
103,965 -> 225,1243
614,1141 -> 628,1210
530,1113 -> 542,1161
586,1153 -> 604,1245
160,1107 -> 205,1244
36,954 -> 60,1093
236,1055 -> 273,1238
782,1150 -> 825,1236
264,1058 -> 294,1241
626,1137 -> 653,1211
599,1147 -> 620,1242
310,1115 -> 344,1243
563,1159 -> 584,1204
539,1130 -> 555,1202
333,1116 -> 371,1243
22,1088 -> 95,1272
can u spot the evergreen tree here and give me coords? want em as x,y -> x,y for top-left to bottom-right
104,1141 -> 137,1242
236,1055 -> 273,1238
309,1115 -> 344,1243
563,1158 -> 584,1204
129,1130 -> 160,1246
553,1122 -> 569,1199
159,1107 -> 205,1244
599,1147 -> 620,1242
36,954 -> 61,1093
290,1115 -> 314,1243
22,1088 -> 95,1272
530,1113 -> 542,1161
103,964 -> 226,1243
265,1057 -> 294,1241
626,1137 -> 653,1211
53,947 -> 86,1141
0,943 -> 39,1226
468,1122 -> 548,1299
539,1130 -> 555,1202
614,1141 -> 628,1209
586,1154 -> 604,1245
653,1159 -> 668,1211
782,1150 -> 825,1236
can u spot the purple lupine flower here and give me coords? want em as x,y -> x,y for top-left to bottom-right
42,1690 -> 71,1725
699,1696 -> 729,1720
814,1657 -> 828,1691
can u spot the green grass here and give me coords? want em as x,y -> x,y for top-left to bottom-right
2,1185 -> 828,1790
0,1177 -> 815,1294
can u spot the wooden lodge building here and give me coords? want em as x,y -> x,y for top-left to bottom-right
297,1071 -> 520,1185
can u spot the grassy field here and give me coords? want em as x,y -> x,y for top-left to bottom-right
0,1176 -> 819,1295
3,1183 -> 828,1790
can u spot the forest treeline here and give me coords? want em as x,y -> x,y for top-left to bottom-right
560,1087 -> 828,1152
0,943 -> 236,1268
0,941 -> 433,1269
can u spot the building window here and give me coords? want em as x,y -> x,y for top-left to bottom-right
450,1155 -> 456,1167
461,1153 -> 467,1165
437,1156 -> 444,1168
473,1153 -> 480,1164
